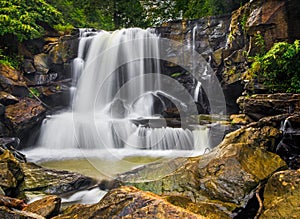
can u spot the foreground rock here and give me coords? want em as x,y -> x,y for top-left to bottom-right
113,126 -> 286,217
20,162 -> 96,199
53,186 -> 204,219
24,195 -> 61,218
261,169 -> 300,219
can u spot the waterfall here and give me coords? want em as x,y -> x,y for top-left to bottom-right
37,28 -> 211,152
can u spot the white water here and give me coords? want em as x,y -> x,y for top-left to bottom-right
35,28 -> 211,152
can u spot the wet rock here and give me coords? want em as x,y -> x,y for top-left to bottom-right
0,150 -> 24,196
34,54 -> 49,74
20,162 -> 96,197
115,132 -> 286,217
0,194 -> 27,209
23,195 -> 61,218
260,169 -> 300,219
38,84 -> 70,108
53,186 -> 203,219
230,114 -> 253,125
0,206 -> 45,219
33,73 -> 58,85
0,187 -> 4,195
0,64 -> 27,97
22,59 -> 36,75
0,138 -> 26,163
0,91 -> 19,105
5,98 -> 46,143
237,93 -> 300,121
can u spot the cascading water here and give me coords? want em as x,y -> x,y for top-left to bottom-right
36,28 -> 211,156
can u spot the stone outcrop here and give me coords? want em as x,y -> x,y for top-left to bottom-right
20,162 -> 96,198
53,186 -> 204,219
260,169 -> 300,219
0,150 -> 24,197
23,195 -> 61,218
237,93 -> 300,120
5,98 -> 46,144
113,125 -> 286,217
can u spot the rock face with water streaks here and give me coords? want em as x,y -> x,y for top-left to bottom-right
53,186 -> 205,219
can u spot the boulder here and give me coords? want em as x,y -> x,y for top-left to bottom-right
0,150 -> 24,196
53,186 -> 204,219
0,138 -> 26,162
0,206 -> 45,219
237,93 -> 300,120
113,125 -> 286,217
5,98 -> 46,143
20,162 -> 96,197
22,59 -> 36,75
0,194 -> 27,209
260,169 -> 300,219
0,91 -> 19,105
0,64 -> 27,97
23,195 -> 61,218
34,53 -> 49,74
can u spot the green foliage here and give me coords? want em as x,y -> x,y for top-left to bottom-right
0,48 -> 21,69
0,0 -> 63,41
28,87 -> 41,98
184,0 -> 249,19
171,72 -> 182,77
250,40 -> 300,93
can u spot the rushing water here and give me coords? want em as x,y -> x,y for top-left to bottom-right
36,28 -> 211,152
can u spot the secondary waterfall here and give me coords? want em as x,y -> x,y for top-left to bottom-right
37,28 -> 210,152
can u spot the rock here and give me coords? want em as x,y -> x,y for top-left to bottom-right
0,64 -> 27,97
230,114 -> 253,125
53,186 -> 204,219
22,59 -> 36,75
260,169 -> 300,219
0,91 -> 19,105
4,98 -> 46,143
0,150 -> 24,196
237,93 -> 300,121
38,84 -> 70,108
0,103 -> 5,115
0,138 -> 26,163
23,195 -> 61,218
114,126 -> 286,216
0,187 -> 4,195
34,54 -> 49,74
0,195 -> 27,209
0,206 -> 45,219
20,162 -> 96,197
33,73 -> 58,85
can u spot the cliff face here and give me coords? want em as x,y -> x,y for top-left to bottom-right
156,0 -> 300,113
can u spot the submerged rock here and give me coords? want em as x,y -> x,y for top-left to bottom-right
20,162 -> 96,198
113,125 -> 286,217
261,169 -> 300,219
53,186 -> 204,219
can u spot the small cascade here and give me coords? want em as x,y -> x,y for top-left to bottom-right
37,28 -> 211,152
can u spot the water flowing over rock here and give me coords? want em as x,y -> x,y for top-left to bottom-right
53,186 -> 204,219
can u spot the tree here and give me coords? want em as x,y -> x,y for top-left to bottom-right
0,0 -> 63,41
